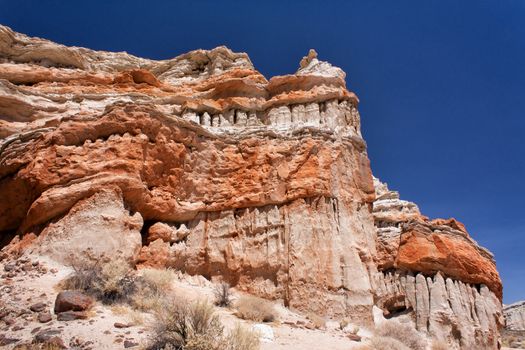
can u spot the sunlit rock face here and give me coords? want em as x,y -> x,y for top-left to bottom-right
372,178 -> 503,349
0,25 -> 503,347
504,301 -> 525,331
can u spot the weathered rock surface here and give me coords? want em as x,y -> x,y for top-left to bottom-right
54,291 -> 93,313
372,178 -> 503,349
0,25 -> 504,348
504,301 -> 525,331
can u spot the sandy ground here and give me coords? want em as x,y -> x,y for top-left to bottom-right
0,254 -> 365,349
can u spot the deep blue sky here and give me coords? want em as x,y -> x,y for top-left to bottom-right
1,1 -> 524,304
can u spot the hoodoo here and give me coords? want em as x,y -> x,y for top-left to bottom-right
0,25 -> 503,349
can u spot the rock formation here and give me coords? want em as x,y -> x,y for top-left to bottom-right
0,25 -> 503,348
504,301 -> 525,331
372,179 -> 503,348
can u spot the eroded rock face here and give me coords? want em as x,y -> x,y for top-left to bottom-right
0,25 -> 503,347
372,178 -> 503,349
504,301 -> 525,331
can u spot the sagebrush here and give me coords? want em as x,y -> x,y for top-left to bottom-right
62,249 -> 135,304
148,299 -> 259,350
213,282 -> 232,307
373,320 -> 426,350
235,295 -> 277,323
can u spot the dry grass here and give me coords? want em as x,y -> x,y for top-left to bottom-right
307,312 -> 326,329
339,318 -> 349,330
431,339 -> 449,350
224,323 -> 260,350
369,336 -> 411,350
62,249 -> 135,304
110,304 -> 145,326
140,268 -> 176,293
374,320 -> 426,350
235,295 -> 277,323
213,282 -> 232,307
147,298 -> 260,350
131,268 -> 176,312
149,299 -> 223,349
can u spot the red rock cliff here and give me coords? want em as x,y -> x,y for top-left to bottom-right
0,26 -> 502,348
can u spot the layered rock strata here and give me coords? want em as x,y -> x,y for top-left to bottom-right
504,301 -> 525,331
0,25 -> 503,348
372,178 -> 503,348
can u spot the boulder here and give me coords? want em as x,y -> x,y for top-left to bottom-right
54,291 -> 93,313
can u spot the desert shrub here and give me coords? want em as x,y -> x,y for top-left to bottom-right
148,299 -> 260,350
307,312 -> 326,329
369,336 -> 411,350
213,282 -> 232,307
224,323 -> 260,350
139,268 -> 176,294
374,320 -> 426,350
62,249 -> 135,304
131,268 -> 175,312
148,299 -> 224,350
111,304 -> 145,326
235,295 -> 277,323
63,250 -> 177,309
13,343 -> 64,350
339,318 -> 349,330
431,339 -> 449,350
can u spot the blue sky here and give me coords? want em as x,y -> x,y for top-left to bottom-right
1,1 -> 524,304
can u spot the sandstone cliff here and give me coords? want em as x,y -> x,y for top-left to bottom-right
0,25 -> 503,349
504,301 -> 525,331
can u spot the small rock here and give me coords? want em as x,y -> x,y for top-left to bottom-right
0,334 -> 20,346
347,333 -> 362,341
57,311 -> 88,321
104,330 -> 111,335
50,268 -> 58,274
4,316 -> 15,325
38,312 -> 52,323
45,336 -> 66,349
32,261 -> 39,266
3,263 -> 15,272
30,302 -> 47,313
34,329 -> 62,342
114,322 -> 130,328
124,340 -> 138,348
54,291 -> 93,313
12,325 -> 23,331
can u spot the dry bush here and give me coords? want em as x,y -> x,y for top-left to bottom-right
62,249 -> 135,304
235,295 -> 277,323
148,299 -> 223,350
213,282 -> 232,307
131,268 -> 175,312
369,336 -> 411,350
139,268 -> 175,293
148,299 -> 260,350
224,323 -> 260,350
307,312 -> 326,329
431,339 -> 449,350
339,318 -> 349,330
374,320 -> 426,350
111,304 -> 145,326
